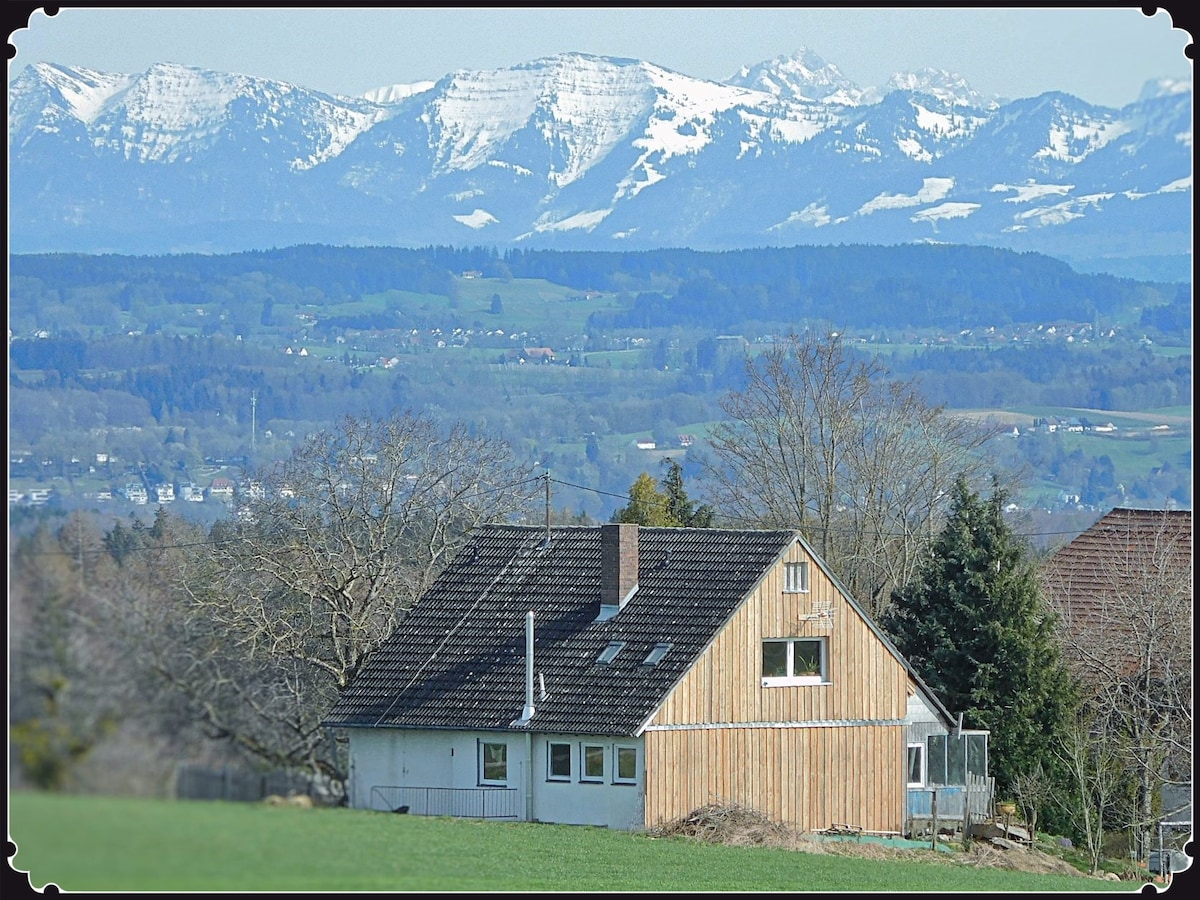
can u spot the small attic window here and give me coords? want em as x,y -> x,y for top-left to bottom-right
642,642 -> 672,667
597,640 -> 626,665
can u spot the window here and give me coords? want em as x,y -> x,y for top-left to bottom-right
548,742 -> 572,781
907,743 -> 926,787
582,744 -> 605,781
761,637 -> 827,685
597,641 -> 626,665
926,734 -> 947,785
480,741 -> 507,785
784,561 -> 810,593
924,732 -> 987,786
642,642 -> 672,666
614,746 -> 638,784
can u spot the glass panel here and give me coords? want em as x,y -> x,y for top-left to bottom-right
967,734 -> 987,777
483,742 -> 507,782
792,639 -> 822,677
584,744 -> 605,779
762,641 -> 788,677
643,643 -> 672,666
947,734 -> 966,784
908,745 -> 924,785
927,734 -> 947,785
616,747 -> 637,781
549,742 -> 571,778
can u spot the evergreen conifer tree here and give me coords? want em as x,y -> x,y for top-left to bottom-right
882,476 -> 1078,798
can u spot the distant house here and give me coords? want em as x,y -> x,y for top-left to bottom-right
325,523 -> 987,834
634,438 -> 656,450
522,347 -> 555,364
677,434 -> 696,448
208,477 -> 235,501
124,483 -> 148,505
461,270 -> 483,279
180,483 -> 205,502
155,483 -> 175,504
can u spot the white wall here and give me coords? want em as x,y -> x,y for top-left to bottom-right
348,728 -> 645,830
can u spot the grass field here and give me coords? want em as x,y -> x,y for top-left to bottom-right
9,792 -> 1136,893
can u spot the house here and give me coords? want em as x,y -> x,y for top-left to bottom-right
324,523 -> 987,834
1040,507 -> 1192,668
208,477 -> 235,501
1040,507 -> 1192,851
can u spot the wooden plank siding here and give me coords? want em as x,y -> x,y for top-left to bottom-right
643,544 -> 908,833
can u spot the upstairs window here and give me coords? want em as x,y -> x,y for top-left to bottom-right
642,642 -> 672,667
597,641 -> 626,665
761,637 -> 827,685
784,561 -> 810,593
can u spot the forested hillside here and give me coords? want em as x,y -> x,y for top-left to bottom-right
8,243 -> 1191,524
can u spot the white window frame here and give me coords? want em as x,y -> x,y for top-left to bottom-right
784,561 -> 810,593
761,637 -> 827,686
613,745 -> 638,785
581,743 -> 606,782
479,740 -> 508,785
907,742 -> 926,787
547,741 -> 572,782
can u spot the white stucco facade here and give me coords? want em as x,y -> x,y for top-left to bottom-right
347,727 -> 646,830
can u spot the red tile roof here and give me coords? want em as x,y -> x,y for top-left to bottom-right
1041,507 -> 1192,675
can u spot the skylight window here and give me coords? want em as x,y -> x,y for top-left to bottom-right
597,640 -> 626,665
642,642 -> 672,667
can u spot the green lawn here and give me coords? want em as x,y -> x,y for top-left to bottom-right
9,792 -> 1136,892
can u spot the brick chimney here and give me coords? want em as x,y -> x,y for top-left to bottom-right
599,523 -> 639,619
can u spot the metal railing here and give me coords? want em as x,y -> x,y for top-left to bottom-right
369,785 -> 521,820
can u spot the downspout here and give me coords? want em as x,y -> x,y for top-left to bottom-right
523,611 -> 535,823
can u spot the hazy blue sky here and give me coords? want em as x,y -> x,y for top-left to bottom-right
7,7 -> 1194,108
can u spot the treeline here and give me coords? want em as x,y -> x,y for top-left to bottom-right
9,243 -> 1188,337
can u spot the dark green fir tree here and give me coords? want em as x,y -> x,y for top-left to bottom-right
882,475 -> 1078,800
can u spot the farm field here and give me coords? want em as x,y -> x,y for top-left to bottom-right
8,792 -> 1138,893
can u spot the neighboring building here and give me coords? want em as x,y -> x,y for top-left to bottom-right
1040,507 -> 1192,672
208,477 -> 235,501
123,483 -> 148,505
179,482 -> 205,502
325,523 -> 986,834
1041,507 -> 1192,855
155,483 -> 175,504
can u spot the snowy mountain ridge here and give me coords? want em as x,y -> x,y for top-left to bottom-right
7,49 -> 1192,281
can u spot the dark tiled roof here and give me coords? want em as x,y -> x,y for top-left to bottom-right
324,524 -> 796,735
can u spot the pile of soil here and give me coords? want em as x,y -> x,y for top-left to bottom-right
650,804 -> 1100,879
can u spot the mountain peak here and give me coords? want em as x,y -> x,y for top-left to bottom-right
726,47 -> 869,105
885,68 -> 996,108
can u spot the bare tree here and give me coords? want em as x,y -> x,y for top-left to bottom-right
90,412 -> 540,782
198,411 -> 541,692
1042,509 -> 1192,866
1055,716 -> 1126,875
1011,761 -> 1053,840
701,330 -> 995,615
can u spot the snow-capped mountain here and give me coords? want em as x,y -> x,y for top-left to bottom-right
7,52 -> 1192,280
